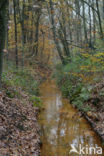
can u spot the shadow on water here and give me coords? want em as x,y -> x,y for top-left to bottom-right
39,79 -> 104,156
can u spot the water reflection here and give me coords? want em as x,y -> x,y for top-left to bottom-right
39,80 -> 103,156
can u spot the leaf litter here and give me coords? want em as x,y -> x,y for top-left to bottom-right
0,90 -> 40,156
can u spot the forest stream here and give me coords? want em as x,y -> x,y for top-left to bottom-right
39,79 -> 104,156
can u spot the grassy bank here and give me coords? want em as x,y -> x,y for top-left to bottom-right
54,52 -> 104,141
54,50 -> 104,111
2,61 -> 45,108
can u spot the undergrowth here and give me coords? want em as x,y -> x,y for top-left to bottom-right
53,49 -> 104,112
2,61 -> 42,108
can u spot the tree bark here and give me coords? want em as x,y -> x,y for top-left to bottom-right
103,0 -> 104,19
89,0 -> 92,47
92,0 -> 96,44
49,0 -> 64,64
0,0 -> 8,88
34,10 -> 40,56
13,0 -> 18,68
21,0 -> 25,67
96,0 -> 103,39
82,0 -> 88,44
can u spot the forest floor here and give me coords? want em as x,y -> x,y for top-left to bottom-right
0,61 -> 51,156
0,90 -> 40,156
82,81 -> 104,142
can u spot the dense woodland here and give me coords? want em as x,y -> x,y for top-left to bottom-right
0,0 -> 104,84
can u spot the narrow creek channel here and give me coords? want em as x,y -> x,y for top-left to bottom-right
39,79 -> 104,156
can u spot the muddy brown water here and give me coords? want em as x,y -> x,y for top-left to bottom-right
39,80 -> 104,156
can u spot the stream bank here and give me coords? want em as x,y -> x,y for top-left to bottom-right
0,62 -> 51,156
82,81 -> 104,142
53,63 -> 104,143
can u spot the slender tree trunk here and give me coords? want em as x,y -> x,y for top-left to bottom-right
103,0 -> 104,19
17,0 -> 25,67
49,0 -> 64,64
6,0 -> 9,62
0,0 -> 8,88
41,30 -> 45,56
96,0 -> 103,39
13,0 -> 18,68
21,0 -> 25,67
34,10 -> 40,56
82,0 -> 88,44
58,20 -> 70,57
89,0 -> 92,47
65,0 -> 73,45
75,0 -> 80,43
92,0 -> 96,44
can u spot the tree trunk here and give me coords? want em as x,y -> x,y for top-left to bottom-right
49,0 -> 64,64
13,0 -> 18,68
0,0 -> 8,88
6,0 -> 9,62
96,0 -> 103,39
75,0 -> 81,43
92,0 -> 96,44
89,0 -> 92,47
21,0 -> 25,67
34,10 -> 40,56
82,0 -> 88,44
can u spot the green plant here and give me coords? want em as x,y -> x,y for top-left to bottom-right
73,98 -> 84,111
29,95 -> 42,108
83,106 -> 91,112
3,62 -> 39,96
53,56 -> 94,113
